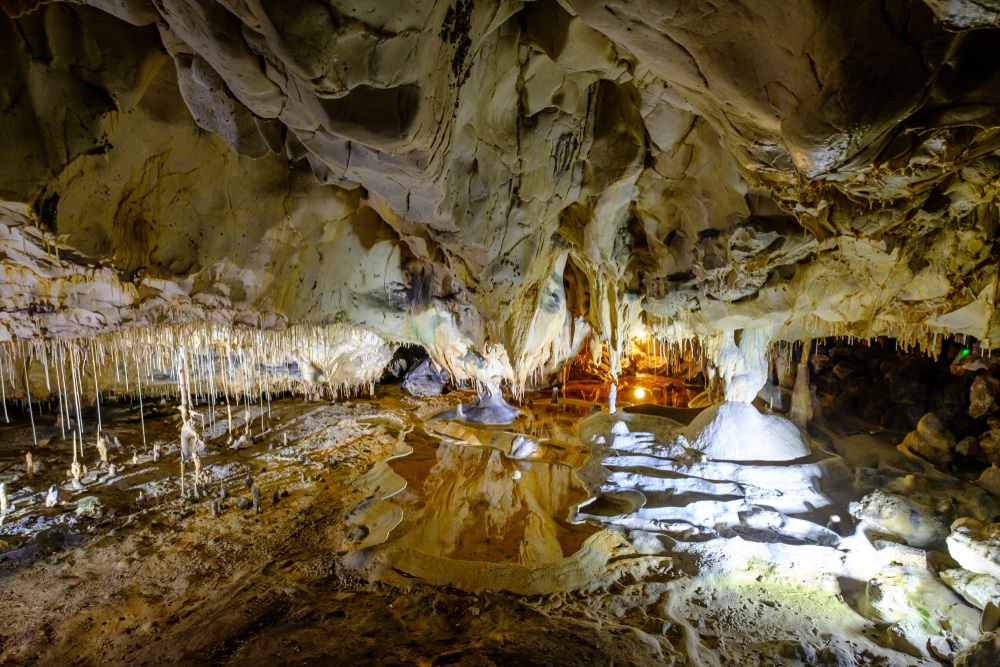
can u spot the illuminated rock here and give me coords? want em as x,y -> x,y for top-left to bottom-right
948,518 -> 1000,581
75,496 -> 104,519
940,568 -> 1000,610
849,490 -> 949,548
683,402 -> 809,462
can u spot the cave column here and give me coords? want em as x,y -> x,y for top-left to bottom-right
790,339 -> 813,429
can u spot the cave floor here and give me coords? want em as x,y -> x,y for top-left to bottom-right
0,393 -> 950,666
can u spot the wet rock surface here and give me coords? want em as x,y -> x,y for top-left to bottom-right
5,333 -> 1000,665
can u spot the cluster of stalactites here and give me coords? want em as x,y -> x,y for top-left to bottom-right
0,323 -> 395,414
633,316 -> 983,404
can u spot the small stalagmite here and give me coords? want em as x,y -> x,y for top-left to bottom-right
0,482 -> 8,514
45,486 -> 59,508
96,434 -> 108,464
25,452 -> 33,478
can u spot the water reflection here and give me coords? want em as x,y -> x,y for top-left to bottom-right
387,401 -> 596,565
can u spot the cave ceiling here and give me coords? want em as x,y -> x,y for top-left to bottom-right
1,0 -> 1000,384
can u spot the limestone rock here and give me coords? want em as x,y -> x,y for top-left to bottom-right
980,423 -> 1000,466
0,0 -> 998,370
849,490 -> 949,547
948,518 -> 1000,581
901,412 -> 956,465
75,496 -> 105,519
969,375 -> 1000,419
975,465 -> 1000,497
401,359 -> 450,397
860,566 -> 980,643
940,568 -> 1000,610
957,436 -> 984,459
955,632 -> 1000,667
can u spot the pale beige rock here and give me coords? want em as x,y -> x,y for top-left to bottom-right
948,518 -> 1000,581
849,490 -> 949,548
940,568 -> 1000,610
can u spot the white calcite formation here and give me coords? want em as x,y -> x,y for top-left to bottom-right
682,402 -> 810,462
576,412 -> 834,544
0,0 -> 999,391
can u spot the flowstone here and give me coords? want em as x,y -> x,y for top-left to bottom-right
575,410 -> 834,545
432,392 -> 520,425
682,401 -> 810,462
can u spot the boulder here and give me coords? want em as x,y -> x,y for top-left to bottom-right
948,518 -> 1000,581
979,422 -> 1000,465
75,496 -> 105,519
860,566 -> 980,644
900,412 -> 955,465
975,465 -> 1000,497
955,632 -> 1000,667
969,375 -> 1000,419
849,490 -> 948,547
940,568 -> 1000,610
401,359 -> 450,397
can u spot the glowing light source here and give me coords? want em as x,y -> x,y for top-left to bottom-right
634,387 -> 646,400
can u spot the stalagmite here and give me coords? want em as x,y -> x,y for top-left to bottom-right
0,482 -> 9,515
23,353 -> 36,446
45,486 -> 58,508
25,452 -> 33,478
135,355 -> 146,450
0,351 -> 8,424
609,383 -> 617,415
71,446 -> 82,482
96,435 -> 109,464
790,339 -> 813,430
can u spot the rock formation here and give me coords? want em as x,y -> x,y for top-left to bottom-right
0,0 -> 998,390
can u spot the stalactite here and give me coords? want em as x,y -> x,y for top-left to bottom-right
22,345 -> 36,446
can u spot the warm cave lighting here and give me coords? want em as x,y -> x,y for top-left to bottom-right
633,387 -> 646,400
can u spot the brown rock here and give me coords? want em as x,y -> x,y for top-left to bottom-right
975,465 -> 1000,497
980,428 -> 1000,466
969,375 -> 999,419
955,632 -> 1000,667
901,413 -> 955,465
